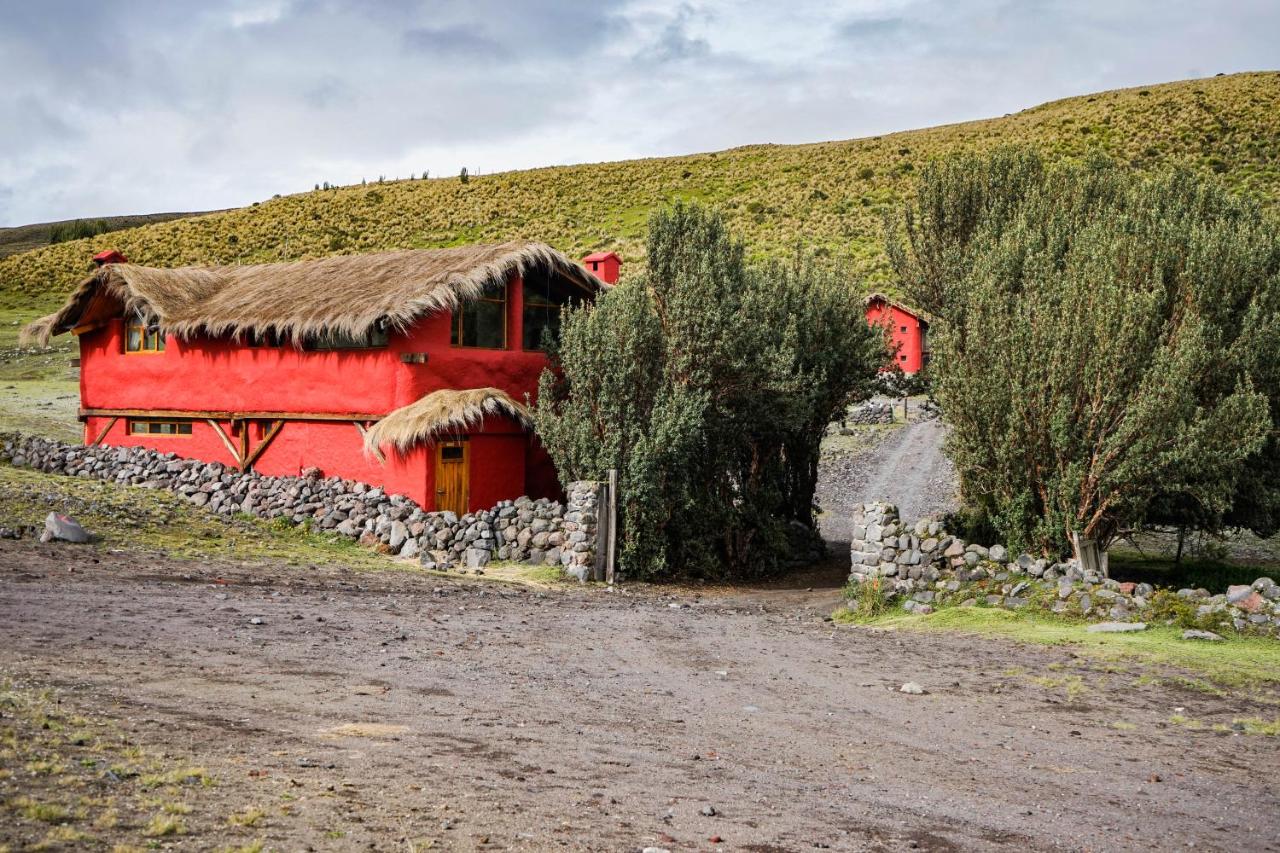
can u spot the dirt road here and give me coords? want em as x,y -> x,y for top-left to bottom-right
819,417 -> 958,545
2,541 -> 1278,851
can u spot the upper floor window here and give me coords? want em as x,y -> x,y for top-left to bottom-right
126,320 -> 165,353
521,268 -> 575,352
451,285 -> 507,349
304,326 -> 389,351
247,329 -> 285,348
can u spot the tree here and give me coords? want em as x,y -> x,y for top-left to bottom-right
534,203 -> 883,579
888,150 -> 1280,569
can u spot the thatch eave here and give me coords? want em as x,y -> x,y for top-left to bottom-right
362,388 -> 533,456
21,241 -> 604,347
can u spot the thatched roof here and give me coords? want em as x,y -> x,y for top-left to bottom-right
22,241 -> 604,346
362,387 -> 533,455
865,292 -> 934,325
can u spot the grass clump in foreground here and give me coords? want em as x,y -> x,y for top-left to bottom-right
0,462 -> 401,571
833,603 -> 1280,690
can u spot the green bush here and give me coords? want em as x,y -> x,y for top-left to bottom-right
889,149 -> 1280,559
534,203 -> 883,579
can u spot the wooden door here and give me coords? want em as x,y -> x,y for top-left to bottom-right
435,440 -> 469,515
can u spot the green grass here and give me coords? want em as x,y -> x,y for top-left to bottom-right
1109,548 -> 1278,590
0,463 -> 401,570
841,605 -> 1280,688
2,72 -> 1278,326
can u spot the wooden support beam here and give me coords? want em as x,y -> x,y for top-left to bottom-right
206,419 -> 242,466
89,416 -> 119,447
81,407 -> 384,423
238,421 -> 250,471
353,421 -> 385,464
241,420 -> 284,471
71,321 -> 108,337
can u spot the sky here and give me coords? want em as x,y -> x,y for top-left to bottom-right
1,0 -> 1277,225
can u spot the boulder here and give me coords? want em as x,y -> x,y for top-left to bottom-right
44,512 -> 91,544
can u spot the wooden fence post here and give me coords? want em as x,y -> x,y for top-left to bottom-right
605,469 -> 618,585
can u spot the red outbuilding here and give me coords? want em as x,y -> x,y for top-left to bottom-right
24,242 -> 610,513
865,293 -> 930,374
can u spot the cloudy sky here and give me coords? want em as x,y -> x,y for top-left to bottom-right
1,0 -> 1276,225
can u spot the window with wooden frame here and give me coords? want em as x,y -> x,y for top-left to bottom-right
303,326 -> 389,350
521,267 -> 576,351
247,329 -> 285,348
129,420 -> 192,436
451,284 -> 507,349
125,318 -> 165,353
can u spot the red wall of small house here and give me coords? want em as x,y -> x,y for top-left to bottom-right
865,299 -> 925,374
78,274 -> 565,510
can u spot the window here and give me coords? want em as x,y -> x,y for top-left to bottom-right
125,320 -> 165,353
129,420 -> 191,436
440,444 -> 465,461
304,327 -> 389,350
900,325 -> 907,333
451,285 -> 507,349
900,354 -> 908,361
521,268 -> 575,351
247,329 -> 285,347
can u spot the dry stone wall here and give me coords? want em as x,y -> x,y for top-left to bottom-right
849,501 -> 1280,637
1,433 -> 599,579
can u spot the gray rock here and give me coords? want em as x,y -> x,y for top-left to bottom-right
1086,621 -> 1148,633
1182,629 -> 1224,642
44,512 -> 90,543
899,682 -> 927,695
988,544 -> 1008,562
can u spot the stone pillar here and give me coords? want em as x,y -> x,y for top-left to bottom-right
561,481 -> 601,582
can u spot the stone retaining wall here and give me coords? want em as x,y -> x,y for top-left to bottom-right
1,433 -> 599,579
849,501 -> 1280,637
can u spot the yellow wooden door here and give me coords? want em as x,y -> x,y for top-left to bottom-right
435,440 -> 469,515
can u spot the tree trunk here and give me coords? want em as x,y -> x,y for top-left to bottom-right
1071,530 -> 1108,578
1174,525 -> 1186,568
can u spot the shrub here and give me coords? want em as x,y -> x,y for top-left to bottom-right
534,203 -> 883,579
888,149 -> 1280,560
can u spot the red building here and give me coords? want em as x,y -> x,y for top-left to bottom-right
865,293 -> 930,374
24,242 -> 609,513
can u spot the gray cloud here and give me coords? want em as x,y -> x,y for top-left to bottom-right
0,0 -> 1276,224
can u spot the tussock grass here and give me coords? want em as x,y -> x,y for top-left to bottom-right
2,72 -> 1277,326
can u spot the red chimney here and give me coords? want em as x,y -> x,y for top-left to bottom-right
582,251 -> 621,285
92,249 -> 128,266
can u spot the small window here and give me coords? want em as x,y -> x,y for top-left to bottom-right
305,327 -> 389,351
452,285 -> 507,349
900,325 -> 907,333
900,354 -> 908,361
440,444 -> 465,461
130,420 -> 192,436
125,321 -> 165,353
521,268 -> 576,351
247,329 -> 284,347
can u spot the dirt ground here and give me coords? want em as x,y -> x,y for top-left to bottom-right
2,540 -> 1278,852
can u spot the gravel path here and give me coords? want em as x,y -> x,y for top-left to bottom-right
818,416 -> 959,545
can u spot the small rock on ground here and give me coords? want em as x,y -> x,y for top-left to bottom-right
1086,622 -> 1148,633
899,681 -> 927,694
1181,629 -> 1224,642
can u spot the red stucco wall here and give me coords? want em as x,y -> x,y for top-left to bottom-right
79,274 -> 565,511
866,299 -> 926,374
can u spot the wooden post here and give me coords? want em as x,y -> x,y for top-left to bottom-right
89,416 -> 119,447
605,468 -> 618,585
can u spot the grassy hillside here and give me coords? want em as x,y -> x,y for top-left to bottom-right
0,211 -> 208,260
2,71 -> 1278,318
